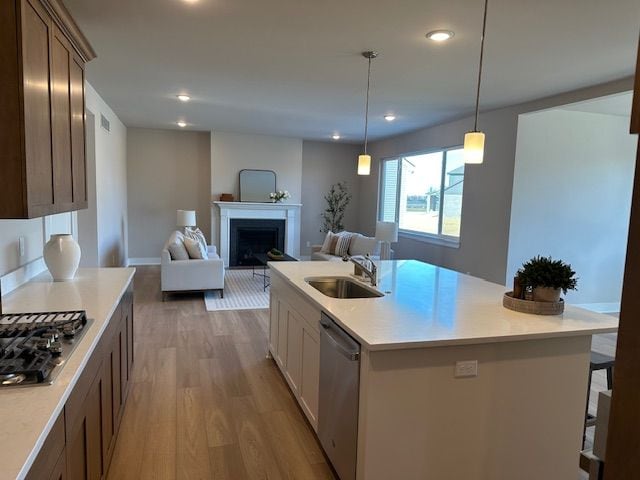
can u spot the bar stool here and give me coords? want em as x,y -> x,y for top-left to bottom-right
583,351 -> 615,448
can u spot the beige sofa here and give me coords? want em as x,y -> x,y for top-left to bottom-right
311,233 -> 381,261
161,231 -> 225,299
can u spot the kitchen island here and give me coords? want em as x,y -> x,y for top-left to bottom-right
0,267 -> 135,480
268,260 -> 618,480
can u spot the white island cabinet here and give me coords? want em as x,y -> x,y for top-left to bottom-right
268,260 -> 618,480
270,272 -> 321,428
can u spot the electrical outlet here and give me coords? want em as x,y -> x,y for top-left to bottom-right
18,236 -> 25,257
455,360 -> 478,378
306,241 -> 311,248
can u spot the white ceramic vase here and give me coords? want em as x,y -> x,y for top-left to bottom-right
44,234 -> 81,281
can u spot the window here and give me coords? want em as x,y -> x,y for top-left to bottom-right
379,147 -> 465,243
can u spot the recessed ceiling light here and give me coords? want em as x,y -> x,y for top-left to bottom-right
384,114 -> 396,122
177,121 -> 187,128
332,134 -> 341,140
177,94 -> 191,102
426,30 -> 455,42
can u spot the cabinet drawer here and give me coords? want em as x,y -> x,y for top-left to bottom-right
271,274 -> 320,333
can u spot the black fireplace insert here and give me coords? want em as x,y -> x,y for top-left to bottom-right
229,219 -> 285,267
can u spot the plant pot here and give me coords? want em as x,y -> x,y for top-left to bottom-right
44,234 -> 81,281
532,286 -> 561,303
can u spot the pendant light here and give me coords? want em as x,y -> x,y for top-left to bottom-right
358,51 -> 377,175
464,0 -> 489,165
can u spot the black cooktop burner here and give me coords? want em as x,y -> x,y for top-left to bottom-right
0,311 -> 90,386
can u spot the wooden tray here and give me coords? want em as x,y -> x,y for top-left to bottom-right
503,291 -> 564,315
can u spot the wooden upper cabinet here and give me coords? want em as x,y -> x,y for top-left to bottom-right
0,0 -> 95,219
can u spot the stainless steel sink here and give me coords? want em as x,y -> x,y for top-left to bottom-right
306,277 -> 383,299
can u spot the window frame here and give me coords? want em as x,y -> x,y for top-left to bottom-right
378,145 -> 464,248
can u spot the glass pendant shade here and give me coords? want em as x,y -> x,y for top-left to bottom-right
358,154 -> 371,175
463,131 -> 485,164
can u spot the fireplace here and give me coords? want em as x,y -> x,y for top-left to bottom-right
229,219 -> 285,267
213,201 -> 301,267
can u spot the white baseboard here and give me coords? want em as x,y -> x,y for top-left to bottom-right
0,257 -> 48,296
128,257 -> 161,266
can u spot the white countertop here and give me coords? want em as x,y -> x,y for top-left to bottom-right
269,260 -> 618,351
0,267 -> 135,480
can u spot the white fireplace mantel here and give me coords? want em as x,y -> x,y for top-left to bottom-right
213,201 -> 302,267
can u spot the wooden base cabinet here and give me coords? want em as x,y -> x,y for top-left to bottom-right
26,284 -> 134,480
25,412 -> 66,480
269,274 -> 321,429
66,368 -> 104,480
0,0 -> 95,218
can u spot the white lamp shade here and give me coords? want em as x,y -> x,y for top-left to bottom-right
358,154 -> 371,175
177,209 -> 196,227
376,221 -> 398,243
463,131 -> 485,164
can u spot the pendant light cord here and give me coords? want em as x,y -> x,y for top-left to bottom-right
473,0 -> 489,132
364,55 -> 372,154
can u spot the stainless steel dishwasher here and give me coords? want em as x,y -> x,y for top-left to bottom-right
318,313 -> 361,480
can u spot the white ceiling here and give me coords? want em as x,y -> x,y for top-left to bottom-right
65,0 -> 640,142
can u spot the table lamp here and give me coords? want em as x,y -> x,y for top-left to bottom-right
177,210 -> 196,233
376,221 -> 398,260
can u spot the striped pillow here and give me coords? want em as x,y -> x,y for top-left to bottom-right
332,232 -> 353,257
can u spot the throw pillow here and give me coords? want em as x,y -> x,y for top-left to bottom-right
349,234 -> 379,256
332,231 -> 353,257
167,231 -> 189,260
185,227 -> 207,252
184,237 -> 208,259
320,231 -> 334,253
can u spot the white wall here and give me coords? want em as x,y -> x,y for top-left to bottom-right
77,111 -> 99,267
301,141 -> 361,254
210,131 -> 302,248
358,78 -> 634,284
127,128 -> 211,260
0,218 -> 45,277
84,83 -> 128,267
507,109 -> 635,304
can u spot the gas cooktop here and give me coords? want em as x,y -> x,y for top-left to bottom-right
0,311 -> 91,387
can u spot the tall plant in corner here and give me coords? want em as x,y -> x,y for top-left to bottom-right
320,182 -> 352,233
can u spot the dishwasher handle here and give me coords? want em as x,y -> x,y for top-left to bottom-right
320,317 -> 360,361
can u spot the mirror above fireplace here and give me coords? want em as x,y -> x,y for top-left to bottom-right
239,169 -> 276,202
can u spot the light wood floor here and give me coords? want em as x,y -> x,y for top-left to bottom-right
109,266 -> 615,479
106,266 -> 335,480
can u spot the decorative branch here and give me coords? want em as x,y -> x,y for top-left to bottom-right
320,182 -> 352,233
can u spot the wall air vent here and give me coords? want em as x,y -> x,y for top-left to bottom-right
100,114 -> 110,132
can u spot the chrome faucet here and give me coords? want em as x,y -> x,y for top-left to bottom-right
343,254 -> 377,287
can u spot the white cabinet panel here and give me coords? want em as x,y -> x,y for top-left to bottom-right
276,299 -> 288,369
269,279 -> 322,430
269,294 -> 278,356
300,326 -> 320,427
285,309 -> 303,393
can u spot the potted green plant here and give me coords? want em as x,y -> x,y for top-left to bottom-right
320,182 -> 352,233
516,256 -> 578,302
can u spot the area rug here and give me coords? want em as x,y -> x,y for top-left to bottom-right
204,269 -> 269,311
